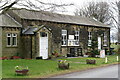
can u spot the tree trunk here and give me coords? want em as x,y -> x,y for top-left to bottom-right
118,28 -> 120,43
118,1 -> 120,43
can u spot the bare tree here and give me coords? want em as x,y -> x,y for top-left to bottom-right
74,1 -> 119,43
110,1 -> 120,43
0,0 -> 74,13
74,2 -> 111,24
117,1 -> 120,43
0,0 -> 20,13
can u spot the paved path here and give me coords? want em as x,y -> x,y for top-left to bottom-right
52,64 -> 119,78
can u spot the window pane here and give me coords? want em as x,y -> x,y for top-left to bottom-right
103,32 -> 107,46
64,36 -> 67,40
40,32 -> 47,37
7,34 -> 11,46
62,30 -> 67,46
62,30 -> 67,35
12,33 -> 17,46
75,31 -> 79,41
13,37 -> 16,46
88,40 -> 92,46
75,31 -> 79,36
7,37 -> 11,46
75,36 -> 79,40
88,31 -> 92,46
62,41 -> 66,45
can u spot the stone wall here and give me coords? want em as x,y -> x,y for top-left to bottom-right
0,27 -> 2,79
21,20 -> 110,56
21,27 -> 53,58
2,27 -> 21,58
20,35 -> 32,58
0,27 -> 2,57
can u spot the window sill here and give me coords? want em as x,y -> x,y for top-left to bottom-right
61,45 -> 80,47
103,45 -> 108,47
61,45 -> 67,46
6,46 -> 18,48
88,45 -> 92,47
68,45 -> 79,46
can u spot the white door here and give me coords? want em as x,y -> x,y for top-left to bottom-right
39,32 -> 48,59
98,37 -> 102,50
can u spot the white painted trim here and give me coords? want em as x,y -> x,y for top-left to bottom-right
12,33 -> 17,46
6,33 -> 12,47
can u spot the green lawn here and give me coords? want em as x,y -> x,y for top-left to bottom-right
2,55 -> 119,78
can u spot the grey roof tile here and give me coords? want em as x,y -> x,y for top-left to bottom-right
0,13 -> 22,27
9,8 -> 109,28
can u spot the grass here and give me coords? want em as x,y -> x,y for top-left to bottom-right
2,54 -> 119,78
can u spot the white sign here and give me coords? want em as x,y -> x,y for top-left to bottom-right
69,35 -> 74,39
100,50 -> 105,58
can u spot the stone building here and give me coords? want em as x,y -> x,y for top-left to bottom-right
0,8 -> 110,59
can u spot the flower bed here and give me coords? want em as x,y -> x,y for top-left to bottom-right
0,57 -> 8,60
11,56 -> 21,59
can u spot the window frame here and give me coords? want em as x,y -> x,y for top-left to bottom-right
74,31 -> 79,41
7,33 -> 12,47
68,31 -> 79,46
12,33 -> 17,46
6,33 -> 18,47
74,31 -> 79,46
61,30 -> 67,46
88,31 -> 92,46
103,32 -> 108,46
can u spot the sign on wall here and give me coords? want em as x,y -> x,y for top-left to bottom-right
69,35 -> 74,39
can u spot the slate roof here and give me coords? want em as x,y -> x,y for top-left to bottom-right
8,8 -> 109,28
22,25 -> 44,34
22,27 -> 38,34
0,13 -> 22,27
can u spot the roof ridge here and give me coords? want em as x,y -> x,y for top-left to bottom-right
8,8 -> 109,28
10,8 -> 86,18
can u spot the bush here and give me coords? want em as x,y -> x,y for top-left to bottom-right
117,46 -> 120,54
92,50 -> 99,55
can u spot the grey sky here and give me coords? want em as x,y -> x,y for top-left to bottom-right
5,0 -> 117,15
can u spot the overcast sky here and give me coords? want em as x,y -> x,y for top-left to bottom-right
7,0 -> 118,15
